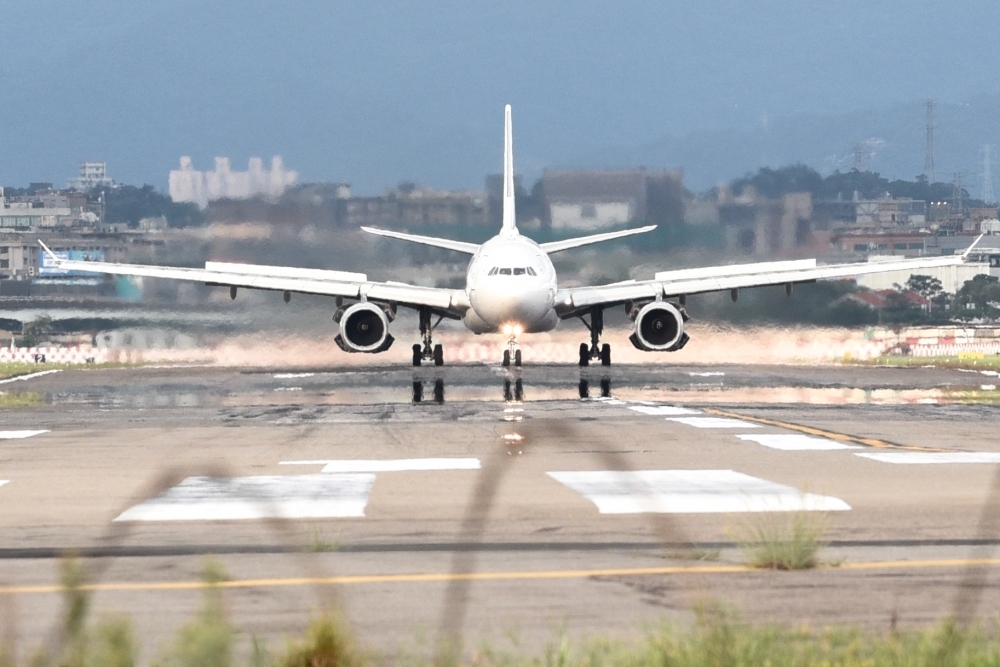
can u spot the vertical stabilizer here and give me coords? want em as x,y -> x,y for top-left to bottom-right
501,104 -> 518,236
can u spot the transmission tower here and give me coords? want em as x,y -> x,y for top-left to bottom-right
852,143 -> 864,171
981,144 -> 996,204
952,171 -> 972,219
924,99 -> 936,183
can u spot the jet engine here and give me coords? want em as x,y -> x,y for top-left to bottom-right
627,301 -> 690,352
334,302 -> 395,353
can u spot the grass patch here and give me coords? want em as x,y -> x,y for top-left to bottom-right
304,530 -> 339,554
0,391 -> 45,408
664,548 -> 722,562
854,354 -> 1000,371
737,510 -> 828,571
0,361 -> 140,381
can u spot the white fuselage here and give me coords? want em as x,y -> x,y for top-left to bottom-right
463,233 -> 559,335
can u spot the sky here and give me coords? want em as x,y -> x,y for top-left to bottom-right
3,1 -> 1000,194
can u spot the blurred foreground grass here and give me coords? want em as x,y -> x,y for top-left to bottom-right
8,558 -> 1000,667
0,361 -> 141,380
859,354 -> 1000,370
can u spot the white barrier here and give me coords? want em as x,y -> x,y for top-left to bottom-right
0,346 -> 108,364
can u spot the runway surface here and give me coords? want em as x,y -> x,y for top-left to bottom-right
3,361 -> 1000,658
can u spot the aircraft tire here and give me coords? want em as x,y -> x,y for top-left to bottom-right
601,343 -> 611,367
514,349 -> 522,367
502,350 -> 511,367
578,343 -> 589,367
412,344 -> 422,367
433,344 -> 444,366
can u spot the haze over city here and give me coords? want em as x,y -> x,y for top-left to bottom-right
4,1 -> 1000,193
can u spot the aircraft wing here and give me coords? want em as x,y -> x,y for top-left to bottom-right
38,242 -> 469,315
556,251 -> 973,315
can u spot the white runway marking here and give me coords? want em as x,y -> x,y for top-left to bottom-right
688,372 -> 725,377
548,470 -> 850,514
0,430 -> 49,439
0,370 -> 61,385
628,405 -> 702,416
736,434 -> 859,451
280,458 -> 481,473
855,452 -> 1000,465
666,417 -> 761,429
273,373 -> 315,379
115,474 -> 375,521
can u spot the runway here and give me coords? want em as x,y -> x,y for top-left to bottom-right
3,361 -> 1000,658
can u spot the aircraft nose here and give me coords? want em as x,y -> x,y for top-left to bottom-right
470,281 -> 553,329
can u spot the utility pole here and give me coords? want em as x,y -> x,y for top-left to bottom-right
852,143 -> 864,171
981,144 -> 996,205
924,99 -> 936,183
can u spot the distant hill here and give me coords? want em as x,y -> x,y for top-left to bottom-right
567,96 -> 1000,195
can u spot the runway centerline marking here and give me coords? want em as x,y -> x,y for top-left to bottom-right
279,458 -> 481,473
548,470 -> 849,514
628,405 -> 702,416
702,408 -> 941,451
856,452 -> 1000,464
7,558 -> 1000,595
0,430 -> 49,439
665,417 -> 761,429
114,474 -> 375,522
736,434 -> 860,451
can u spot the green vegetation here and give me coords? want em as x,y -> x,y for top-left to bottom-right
730,165 -> 975,205
0,361 -> 137,381
692,281 -> 879,327
859,355 -> 1000,370
736,511 -> 829,571
0,391 -> 45,407
90,184 -> 204,228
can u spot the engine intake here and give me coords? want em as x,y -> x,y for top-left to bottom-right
628,301 -> 690,352
334,302 -> 394,353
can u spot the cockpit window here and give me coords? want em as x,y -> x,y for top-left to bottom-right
513,267 -> 526,275
488,267 -> 497,276
526,267 -> 537,276
498,268 -> 512,275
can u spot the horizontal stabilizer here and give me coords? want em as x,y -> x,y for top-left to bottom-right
361,227 -> 479,255
538,225 -> 657,254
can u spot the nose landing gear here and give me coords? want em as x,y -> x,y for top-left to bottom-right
412,308 -> 445,367
501,340 -> 522,367
578,306 -> 611,367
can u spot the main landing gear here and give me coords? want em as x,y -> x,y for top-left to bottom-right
578,306 -> 611,367
412,308 -> 444,367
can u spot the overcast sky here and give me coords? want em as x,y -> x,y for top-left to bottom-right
2,1 -> 999,193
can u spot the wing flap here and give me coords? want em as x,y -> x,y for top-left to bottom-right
659,254 -> 966,297
205,261 -> 367,282
559,253 -> 970,313
654,258 -> 816,282
39,243 -> 467,313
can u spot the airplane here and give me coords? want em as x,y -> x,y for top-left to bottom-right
40,105 -> 980,368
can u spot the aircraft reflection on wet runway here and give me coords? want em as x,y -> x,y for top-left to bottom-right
410,373 -> 612,404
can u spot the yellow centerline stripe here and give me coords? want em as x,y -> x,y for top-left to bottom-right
702,408 -> 941,451
4,558 -> 1000,595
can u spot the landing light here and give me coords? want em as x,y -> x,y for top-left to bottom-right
503,324 -> 513,336
513,325 -> 523,336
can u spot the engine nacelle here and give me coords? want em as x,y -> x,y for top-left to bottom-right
334,302 -> 394,353
628,301 -> 690,352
